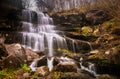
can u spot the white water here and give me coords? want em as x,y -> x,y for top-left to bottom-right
80,58 -> 99,77
47,57 -> 54,71
21,0 -> 71,71
30,60 -> 38,71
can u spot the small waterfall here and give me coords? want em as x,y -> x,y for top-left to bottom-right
47,57 -> 54,71
80,58 -> 99,77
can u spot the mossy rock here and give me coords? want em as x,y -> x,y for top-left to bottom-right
81,26 -> 93,36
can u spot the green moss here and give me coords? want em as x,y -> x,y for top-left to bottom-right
81,26 -> 93,36
93,29 -> 100,36
31,75 -> 39,79
103,21 -> 114,31
21,64 -> 31,72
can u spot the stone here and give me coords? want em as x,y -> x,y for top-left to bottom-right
3,43 -> 27,68
34,66 -> 49,76
111,28 -> 120,35
25,48 -> 39,64
23,72 -> 30,79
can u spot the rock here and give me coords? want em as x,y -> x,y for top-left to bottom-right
52,13 -> 86,26
3,43 -> 27,68
34,66 -> 49,76
15,69 -> 30,79
96,74 -> 115,79
86,9 -> 111,25
25,49 -> 39,64
23,72 -> 30,79
37,56 -> 59,67
65,72 -> 94,79
90,50 -> 100,54
36,56 -> 47,67
111,28 -> 120,35
54,64 -> 78,72
108,46 -> 120,65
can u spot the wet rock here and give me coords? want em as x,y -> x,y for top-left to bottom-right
86,9 -> 111,25
3,43 -> 27,68
35,56 -> 59,68
37,56 -> 47,67
34,66 -> 49,76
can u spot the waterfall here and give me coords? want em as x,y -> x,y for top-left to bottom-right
80,58 -> 99,77
21,0 -> 76,71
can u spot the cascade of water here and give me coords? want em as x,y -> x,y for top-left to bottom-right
79,57 -> 99,77
87,42 -> 93,51
21,0 -> 75,71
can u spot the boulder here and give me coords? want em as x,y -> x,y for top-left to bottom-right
3,43 -> 27,68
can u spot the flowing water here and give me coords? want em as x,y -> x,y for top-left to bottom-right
80,57 -> 99,77
21,0 -> 70,71
21,0 -> 95,73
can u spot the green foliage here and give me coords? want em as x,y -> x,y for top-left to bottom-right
21,64 -> 31,72
31,75 -> 39,79
81,26 -> 93,36
57,48 -> 69,53
0,71 -> 5,78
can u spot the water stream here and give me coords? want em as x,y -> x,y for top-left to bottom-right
80,57 -> 99,77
